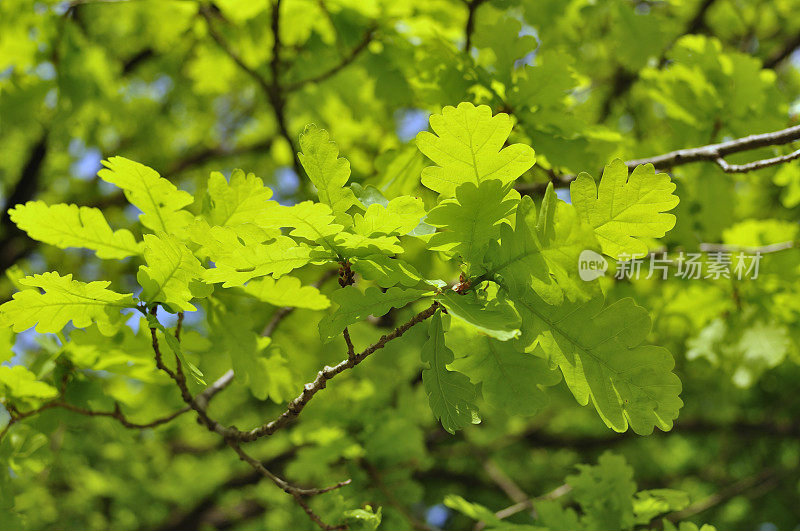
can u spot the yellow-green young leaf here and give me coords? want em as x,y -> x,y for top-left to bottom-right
98,156 -> 194,233
426,180 -> 516,270
187,223 -> 312,287
137,233 -> 204,312
261,201 -> 342,252
0,272 -> 134,334
203,169 -> 281,233
0,366 -> 58,400
351,255 -> 424,288
0,326 -> 13,364
352,196 -> 426,237
515,294 -> 683,435
243,276 -> 330,310
334,232 -> 403,258
570,160 -> 679,259
537,183 -> 601,302
421,311 -> 479,434
210,312 -> 299,402
416,102 -> 535,196
488,195 -> 562,305
8,201 -> 142,259
318,286 -> 429,341
298,124 -> 359,220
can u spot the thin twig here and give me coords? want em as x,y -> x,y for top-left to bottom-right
232,301 -> 440,442
714,148 -> 800,173
0,400 -> 190,443
228,441 -> 351,496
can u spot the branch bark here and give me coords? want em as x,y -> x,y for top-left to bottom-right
515,123 -> 800,194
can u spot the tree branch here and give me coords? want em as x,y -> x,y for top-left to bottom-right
200,2 -> 305,180
0,400 -> 190,443
232,301 -> 439,442
463,0 -> 488,52
764,31 -> 800,69
284,27 -> 376,91
515,123 -> 800,194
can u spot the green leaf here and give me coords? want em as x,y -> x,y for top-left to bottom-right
0,272 -> 134,334
416,102 -> 535,196
334,232 -> 403,258
351,255 -> 424,288
187,222 -> 312,287
262,201 -> 342,252
570,160 -> 679,259
298,124 -> 359,220
421,311 -> 479,434
436,288 -> 521,341
443,495 -> 504,527
352,196 -> 426,237
0,327 -> 13,365
567,452 -> 637,530
426,180 -> 517,270
160,328 -> 205,386
0,366 -> 58,401
488,195 -> 562,305
203,169 -> 280,232
537,183 -> 601,301
341,505 -> 382,530
450,331 -> 560,416
514,294 -> 683,435
98,156 -> 194,234
243,276 -> 330,310
634,489 -> 690,524
535,500 -> 581,529
8,201 -> 142,259
319,286 -> 429,341
137,233 -> 204,312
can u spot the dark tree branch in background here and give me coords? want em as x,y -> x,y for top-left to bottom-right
463,0 -> 488,52
0,130 -> 48,274
598,0 -> 718,121
0,396 -> 190,443
665,468 -> 786,523
515,123 -> 800,194
200,2 -> 305,179
764,31 -> 800,69
284,27 -> 376,91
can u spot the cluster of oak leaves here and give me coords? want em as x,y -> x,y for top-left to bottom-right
0,102 -> 683,442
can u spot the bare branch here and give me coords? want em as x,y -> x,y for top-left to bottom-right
714,148 -> 800,173
233,301 -> 440,442
515,123 -> 800,194
626,124 -> 800,170
342,328 -> 356,361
